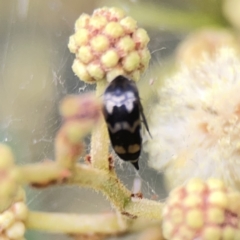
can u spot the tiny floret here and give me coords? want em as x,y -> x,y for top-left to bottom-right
88,15 -> 107,30
120,17 -> 137,33
116,36 -> 135,56
74,13 -> 90,30
101,50 -> 119,68
77,46 -> 93,64
87,62 -> 104,80
68,7 -> 151,83
104,22 -> 124,38
122,51 -> 140,72
90,35 -> 109,52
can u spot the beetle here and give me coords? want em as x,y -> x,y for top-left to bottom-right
102,75 -> 151,170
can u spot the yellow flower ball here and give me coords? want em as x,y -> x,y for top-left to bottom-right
68,7 -> 151,84
162,178 -> 240,240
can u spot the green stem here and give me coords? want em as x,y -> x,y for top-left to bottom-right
125,198 -> 163,220
26,211 -> 160,235
18,162 -> 69,185
26,211 -> 124,235
70,164 -> 131,210
69,164 -> 163,220
90,80 -> 110,171
18,163 -> 163,220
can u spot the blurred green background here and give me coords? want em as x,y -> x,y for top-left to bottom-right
0,0 -> 236,239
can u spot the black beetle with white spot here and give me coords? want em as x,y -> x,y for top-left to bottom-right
103,75 -> 151,170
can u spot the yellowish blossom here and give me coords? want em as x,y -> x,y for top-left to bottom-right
147,48 -> 240,190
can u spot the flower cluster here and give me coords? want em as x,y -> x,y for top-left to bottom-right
147,48 -> 240,190
163,178 -> 240,240
0,200 -> 28,240
68,7 -> 150,83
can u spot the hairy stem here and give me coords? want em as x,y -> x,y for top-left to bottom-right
26,211 -> 160,235
70,164 -> 163,220
18,162 -> 70,185
26,211 -> 124,235
90,80 -> 109,171
18,163 -> 162,220
18,163 -> 163,220
70,164 -> 131,210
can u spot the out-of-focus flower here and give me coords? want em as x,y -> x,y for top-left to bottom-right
163,178 -> 240,240
223,0 -> 240,30
0,144 -> 20,212
0,187 -> 28,240
56,94 -> 102,169
68,7 -> 150,83
176,28 -> 240,67
147,48 -> 240,190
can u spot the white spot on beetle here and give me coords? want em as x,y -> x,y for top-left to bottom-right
104,91 -> 136,114
108,120 -> 140,134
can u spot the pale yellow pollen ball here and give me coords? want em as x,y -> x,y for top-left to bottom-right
103,22 -> 124,38
101,49 -> 119,69
90,35 -> 109,52
77,46 -> 93,64
123,51 -> 140,72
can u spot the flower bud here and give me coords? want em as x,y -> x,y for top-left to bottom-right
68,7 -> 151,83
0,199 -> 28,240
162,178 -> 240,240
